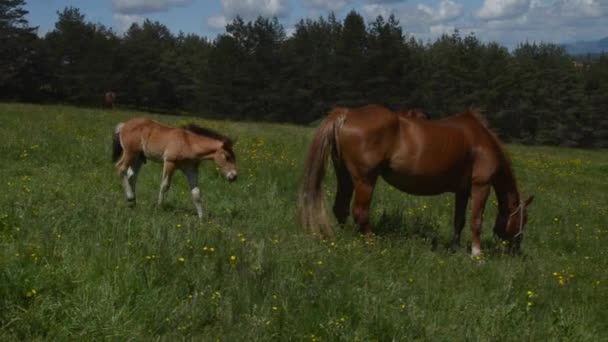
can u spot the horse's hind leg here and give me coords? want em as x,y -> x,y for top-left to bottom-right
333,162 -> 353,225
158,161 -> 176,206
352,177 -> 377,235
117,150 -> 138,207
451,191 -> 470,251
182,165 -> 203,219
125,155 -> 145,206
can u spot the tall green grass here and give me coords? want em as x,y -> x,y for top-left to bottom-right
1,103 -> 607,340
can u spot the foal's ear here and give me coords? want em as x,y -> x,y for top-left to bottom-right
223,138 -> 236,148
524,195 -> 535,207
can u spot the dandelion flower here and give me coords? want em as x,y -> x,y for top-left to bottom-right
178,257 -> 185,263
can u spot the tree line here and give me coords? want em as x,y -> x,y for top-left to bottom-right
1,1 -> 607,147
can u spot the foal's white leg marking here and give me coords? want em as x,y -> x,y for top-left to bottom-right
122,172 -> 135,201
184,167 -> 203,219
191,187 -> 203,219
127,157 -> 144,200
471,245 -> 482,257
158,161 -> 175,206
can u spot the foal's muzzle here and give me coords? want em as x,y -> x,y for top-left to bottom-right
226,170 -> 238,182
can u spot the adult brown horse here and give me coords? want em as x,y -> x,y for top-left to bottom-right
301,105 -> 533,256
112,117 -> 237,218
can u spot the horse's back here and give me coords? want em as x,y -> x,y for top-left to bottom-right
335,105 -> 400,174
119,118 -> 178,160
375,109 -> 504,194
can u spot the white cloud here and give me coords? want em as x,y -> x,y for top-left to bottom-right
113,13 -> 145,32
303,0 -> 355,12
429,23 -> 455,35
465,0 -> 608,47
361,4 -> 395,20
220,0 -> 290,19
365,0 -> 405,3
555,0 -> 605,18
476,0 -> 531,21
208,16 -> 228,30
112,0 -> 192,15
417,0 -> 464,23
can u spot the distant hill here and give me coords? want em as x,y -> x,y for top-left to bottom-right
562,37 -> 608,55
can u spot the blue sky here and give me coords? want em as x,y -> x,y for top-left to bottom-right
25,0 -> 608,48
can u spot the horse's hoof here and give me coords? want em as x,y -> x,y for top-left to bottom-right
127,198 -> 136,208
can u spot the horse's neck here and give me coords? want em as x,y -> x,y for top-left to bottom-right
494,167 -> 520,215
192,138 -> 220,159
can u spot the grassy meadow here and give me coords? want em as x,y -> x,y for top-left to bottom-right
1,103 -> 607,341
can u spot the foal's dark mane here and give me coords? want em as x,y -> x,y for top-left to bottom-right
181,124 -> 233,146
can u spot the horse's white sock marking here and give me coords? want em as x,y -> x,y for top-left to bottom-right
471,246 -> 482,257
191,187 -> 203,219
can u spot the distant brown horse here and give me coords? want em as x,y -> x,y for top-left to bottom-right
103,91 -> 116,110
112,118 -> 237,218
301,105 -> 533,256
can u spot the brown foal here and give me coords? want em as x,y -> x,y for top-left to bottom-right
112,117 -> 237,218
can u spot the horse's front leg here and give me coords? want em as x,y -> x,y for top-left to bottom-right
183,165 -> 203,219
352,178 -> 377,235
158,160 -> 175,206
470,183 -> 490,257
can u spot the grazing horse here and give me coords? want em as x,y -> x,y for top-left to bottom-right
301,105 -> 533,256
103,91 -> 116,110
112,117 -> 237,218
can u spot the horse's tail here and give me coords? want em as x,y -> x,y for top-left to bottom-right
112,123 -> 124,163
300,108 -> 348,238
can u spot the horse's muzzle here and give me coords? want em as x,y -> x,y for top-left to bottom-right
226,171 -> 238,182
509,235 -> 523,255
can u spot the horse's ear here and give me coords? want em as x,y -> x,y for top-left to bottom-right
222,138 -> 235,149
525,195 -> 534,207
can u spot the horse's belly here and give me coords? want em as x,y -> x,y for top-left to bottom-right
381,171 -> 464,195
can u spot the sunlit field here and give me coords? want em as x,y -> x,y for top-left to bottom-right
1,103 -> 607,340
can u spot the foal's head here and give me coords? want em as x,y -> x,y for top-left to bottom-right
214,139 -> 237,182
182,123 -> 238,182
497,195 -> 534,254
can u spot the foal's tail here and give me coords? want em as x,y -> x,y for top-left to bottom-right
300,108 -> 348,239
112,123 -> 124,163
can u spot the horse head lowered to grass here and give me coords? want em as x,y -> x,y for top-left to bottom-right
112,117 -> 237,218
301,105 -> 533,256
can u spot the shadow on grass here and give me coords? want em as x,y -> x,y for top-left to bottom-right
372,210 -> 442,251
368,210 -> 520,257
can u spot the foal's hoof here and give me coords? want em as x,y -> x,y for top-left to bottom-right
127,198 -> 136,208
